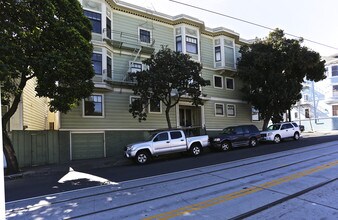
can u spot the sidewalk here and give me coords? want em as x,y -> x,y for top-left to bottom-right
5,156 -> 132,180
5,130 -> 338,180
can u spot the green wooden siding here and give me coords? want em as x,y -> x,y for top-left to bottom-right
200,35 -> 214,68
71,133 -> 104,160
61,92 -> 176,129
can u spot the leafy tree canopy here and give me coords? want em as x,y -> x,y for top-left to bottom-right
129,46 -> 210,128
236,29 -> 326,129
0,0 -> 94,173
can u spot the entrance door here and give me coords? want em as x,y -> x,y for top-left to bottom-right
179,106 -> 201,127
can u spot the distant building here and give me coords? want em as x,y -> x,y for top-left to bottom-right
290,54 -> 338,131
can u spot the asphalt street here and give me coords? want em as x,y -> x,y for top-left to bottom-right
5,133 -> 338,202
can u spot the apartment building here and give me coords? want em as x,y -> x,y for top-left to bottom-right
290,54 -> 338,131
56,0 -> 262,160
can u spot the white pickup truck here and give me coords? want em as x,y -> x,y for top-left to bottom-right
125,129 -> 209,164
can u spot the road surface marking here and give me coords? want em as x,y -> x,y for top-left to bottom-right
144,160 -> 338,220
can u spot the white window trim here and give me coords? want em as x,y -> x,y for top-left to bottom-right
215,103 -> 225,117
129,95 -> 140,104
138,27 -> 152,45
226,104 -> 236,117
213,75 -> 223,89
129,61 -> 143,73
82,93 -> 105,118
148,100 -> 162,114
225,77 -> 235,90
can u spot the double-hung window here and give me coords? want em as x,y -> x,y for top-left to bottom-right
333,85 -> 338,97
84,95 -> 104,117
149,100 -> 162,113
333,105 -> 338,116
214,75 -> 223,89
176,36 -> 182,52
139,29 -> 151,44
226,77 -> 234,90
106,17 -> 111,39
92,53 -> 102,75
84,10 -> 101,34
224,39 -> 235,68
107,56 -> 112,78
186,36 -> 198,54
332,66 -> 338,77
130,62 -> 142,73
215,103 -> 224,116
227,104 -> 236,117
215,46 -> 221,62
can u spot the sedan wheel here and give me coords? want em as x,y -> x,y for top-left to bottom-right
221,142 -> 231,151
273,135 -> 281,144
294,132 -> 300,140
249,138 -> 257,147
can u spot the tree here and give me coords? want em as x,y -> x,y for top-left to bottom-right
236,29 -> 326,130
129,46 -> 210,128
0,0 -> 94,174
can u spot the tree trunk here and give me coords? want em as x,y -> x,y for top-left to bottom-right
2,74 -> 27,174
262,118 -> 270,131
165,108 -> 172,129
3,131 -> 19,174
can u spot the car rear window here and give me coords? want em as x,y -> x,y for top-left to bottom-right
292,123 -> 298,127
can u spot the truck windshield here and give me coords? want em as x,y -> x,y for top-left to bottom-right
144,133 -> 157,141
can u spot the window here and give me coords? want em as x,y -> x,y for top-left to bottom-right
333,85 -> 338,97
154,132 -> 169,142
226,77 -> 234,90
149,100 -> 161,113
130,62 -> 142,73
333,105 -> 338,116
224,39 -> 235,68
252,107 -> 260,121
303,94 -> 309,101
106,17 -> 111,39
176,36 -> 182,52
84,95 -> 103,117
170,131 -> 182,139
332,66 -> 338,77
139,29 -> 151,43
215,103 -> 224,116
92,53 -> 102,75
227,104 -> 236,117
186,36 -> 198,54
107,56 -> 112,78
214,75 -> 223,88
295,112 -> 298,119
215,46 -> 221,62
84,10 -> 101,34
305,108 -> 310,118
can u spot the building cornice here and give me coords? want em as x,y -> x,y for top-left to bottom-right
108,0 -> 249,43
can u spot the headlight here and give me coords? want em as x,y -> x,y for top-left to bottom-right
213,138 -> 221,142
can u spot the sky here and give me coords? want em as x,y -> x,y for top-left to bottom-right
121,0 -> 338,57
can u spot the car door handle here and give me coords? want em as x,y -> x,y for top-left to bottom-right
166,141 -> 170,143
181,139 -> 184,141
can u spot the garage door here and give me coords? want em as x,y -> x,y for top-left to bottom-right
72,133 -> 104,160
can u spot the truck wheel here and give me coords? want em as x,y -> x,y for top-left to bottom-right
221,141 -> 231,151
190,144 -> 202,156
135,150 -> 151,164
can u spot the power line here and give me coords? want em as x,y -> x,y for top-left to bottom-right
169,0 -> 338,51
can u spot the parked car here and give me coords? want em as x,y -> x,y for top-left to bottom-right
260,122 -> 301,144
209,125 -> 261,151
125,129 -> 209,164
